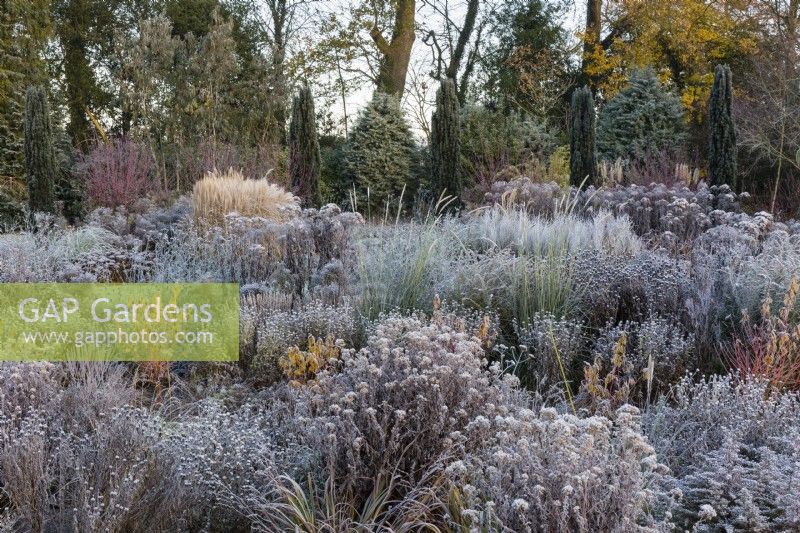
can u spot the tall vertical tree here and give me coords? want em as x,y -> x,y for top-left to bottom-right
0,0 -> 51,182
708,64 -> 737,189
569,86 -> 597,188
53,0 -> 100,149
581,0 -> 602,90
289,83 -> 322,206
370,0 -> 416,97
24,86 -> 57,214
430,78 -> 460,201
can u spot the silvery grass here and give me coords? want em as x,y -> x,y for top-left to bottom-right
724,231 -> 800,320
357,221 -> 458,319
0,223 -> 123,282
448,206 -> 641,258
485,180 -> 744,242
358,207 -> 642,325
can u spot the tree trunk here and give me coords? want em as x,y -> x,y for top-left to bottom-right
772,111 -> 786,214
787,0 -> 799,39
371,0 -> 416,98
59,0 -> 96,149
581,0 -> 602,90
268,0 -> 288,144
445,0 -> 478,81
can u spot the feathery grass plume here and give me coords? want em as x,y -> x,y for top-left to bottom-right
192,168 -> 299,226
598,158 -> 624,186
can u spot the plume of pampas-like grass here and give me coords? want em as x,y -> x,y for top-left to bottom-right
192,168 -> 299,226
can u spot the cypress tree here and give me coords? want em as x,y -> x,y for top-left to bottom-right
289,83 -> 322,206
1,1 -> 50,182
708,64 -> 737,189
24,86 -> 57,214
430,78 -> 461,202
569,86 -> 597,187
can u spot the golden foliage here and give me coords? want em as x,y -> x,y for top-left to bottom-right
192,168 -> 299,226
280,335 -> 341,385
583,0 -> 758,119
583,332 -> 640,413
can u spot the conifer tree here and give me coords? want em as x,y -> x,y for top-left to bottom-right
289,84 -> 322,206
1,1 -> 50,182
430,78 -> 461,202
596,69 -> 687,162
708,64 -> 737,189
345,92 -> 416,212
569,86 -> 597,187
24,86 -> 57,214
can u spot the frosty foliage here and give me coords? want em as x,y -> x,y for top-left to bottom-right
241,296 -> 361,385
141,204 -> 363,295
168,394 -> 310,530
449,405 -> 668,532
0,219 -> 141,282
485,181 -> 748,243
0,363 -> 187,532
513,312 -> 587,390
645,375 -> 800,531
592,317 -> 694,395
5,179 -> 800,531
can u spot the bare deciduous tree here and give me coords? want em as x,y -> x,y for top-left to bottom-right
234,0 -> 320,141
370,0 -> 417,97
419,0 -> 483,100
737,1 -> 800,212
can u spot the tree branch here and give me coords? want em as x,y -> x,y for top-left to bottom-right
370,25 -> 391,54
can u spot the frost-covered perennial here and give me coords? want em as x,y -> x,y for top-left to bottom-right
448,404 -> 667,532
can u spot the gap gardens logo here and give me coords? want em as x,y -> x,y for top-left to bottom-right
0,283 -> 239,361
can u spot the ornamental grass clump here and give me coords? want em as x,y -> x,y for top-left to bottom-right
192,168 -> 299,226
729,276 -> 800,389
